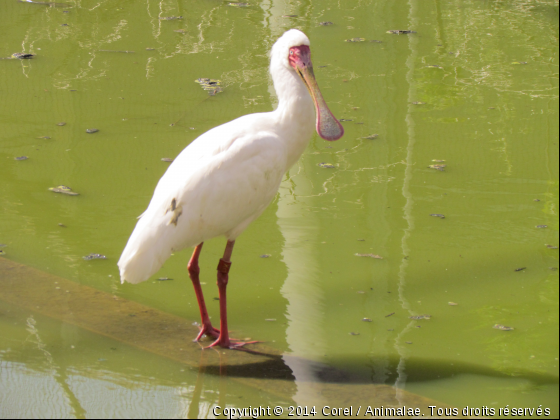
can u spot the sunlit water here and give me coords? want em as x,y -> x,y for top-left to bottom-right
0,0 -> 558,418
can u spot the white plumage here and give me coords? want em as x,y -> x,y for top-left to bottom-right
118,29 -> 343,348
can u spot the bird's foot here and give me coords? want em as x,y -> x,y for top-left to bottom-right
194,323 -> 220,341
205,338 -> 260,350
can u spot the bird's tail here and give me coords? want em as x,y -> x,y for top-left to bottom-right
117,217 -> 173,284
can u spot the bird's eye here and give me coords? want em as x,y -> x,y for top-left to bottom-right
289,50 -> 294,55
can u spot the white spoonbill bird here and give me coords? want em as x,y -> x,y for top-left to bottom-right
118,29 -> 344,349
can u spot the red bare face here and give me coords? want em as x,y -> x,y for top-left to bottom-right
287,45 -> 344,141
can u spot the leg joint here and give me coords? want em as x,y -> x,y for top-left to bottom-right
217,258 -> 232,274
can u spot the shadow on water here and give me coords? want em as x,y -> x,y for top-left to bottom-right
198,352 -> 558,386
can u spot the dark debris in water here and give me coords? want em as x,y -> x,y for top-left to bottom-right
98,50 -> 135,53
430,214 -> 445,219
86,128 -> 99,134
536,225 -> 548,228
159,16 -> 183,20
546,244 -> 558,249
387,30 -> 417,35
318,162 -> 336,168
14,156 -> 28,161
49,185 -> 79,196
195,78 -> 223,95
493,324 -> 514,331
259,254 -> 271,258
11,53 -> 35,59
385,312 -> 395,317
362,318 -> 372,322
349,332 -> 360,336
515,267 -> 526,272
83,253 -> 107,260
38,136 -> 51,140
410,315 -> 431,320
57,122 -> 66,126
161,158 -> 174,163
157,277 -> 174,281
345,38 -> 366,43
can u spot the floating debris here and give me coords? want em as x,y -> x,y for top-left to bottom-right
355,253 -> 383,259
282,14 -> 298,18
157,277 -> 173,281
511,61 -> 528,65
57,122 -> 66,126
493,324 -> 514,331
195,78 -> 223,95
426,65 -> 442,68
406,341 -> 413,344
86,128 -> 99,134
410,315 -> 431,320
349,332 -> 360,336
357,239 -> 365,241
227,2 -> 249,7
14,156 -> 28,161
411,101 -> 426,105
546,244 -> 558,249
369,40 -> 382,43
362,318 -> 372,322
361,134 -> 379,140
387,30 -> 417,35
259,254 -> 271,258
98,50 -> 135,53
161,158 -> 174,163
339,118 -> 353,122
174,29 -> 187,34
0,250 -> 4,255
357,290 -> 365,294
515,267 -> 526,272
536,225 -> 548,228
58,223 -> 66,227
385,312 -> 395,318
37,136 -> 51,140
318,162 -> 336,168
345,38 -> 366,43
83,253 -> 107,260
534,198 -> 541,202
49,185 -> 79,196
550,267 -> 558,271
18,0 -> 71,6
146,48 -> 155,51
265,318 -> 276,322
430,214 -> 445,219
159,16 -> 183,20
432,159 -> 446,163
9,53 -> 35,59
429,164 -> 446,171
319,21 -> 333,26
448,302 -> 458,306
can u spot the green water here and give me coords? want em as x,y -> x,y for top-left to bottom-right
1,0 -> 558,417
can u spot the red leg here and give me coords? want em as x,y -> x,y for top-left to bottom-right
188,243 -> 220,341
207,240 -> 259,349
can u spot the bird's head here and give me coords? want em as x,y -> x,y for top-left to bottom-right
271,29 -> 344,141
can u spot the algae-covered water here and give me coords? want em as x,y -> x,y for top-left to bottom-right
0,0 -> 558,418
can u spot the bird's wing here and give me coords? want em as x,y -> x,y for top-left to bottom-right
119,113 -> 287,284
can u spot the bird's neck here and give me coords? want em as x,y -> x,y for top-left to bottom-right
272,66 -> 316,166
